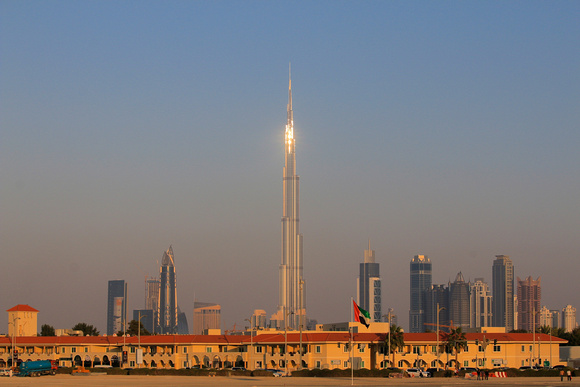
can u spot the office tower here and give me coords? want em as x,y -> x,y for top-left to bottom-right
449,272 -> 471,329
145,277 -> 160,332
425,284 -> 449,328
133,309 -> 154,334
538,306 -> 552,328
492,255 -> 514,332
562,305 -> 577,333
193,302 -> 221,334
251,309 -> 267,330
470,278 -> 493,328
409,255 -> 432,332
275,68 -> 305,330
107,280 -> 127,336
517,276 -> 541,332
177,307 -> 189,335
357,241 -> 381,322
158,246 -> 178,334
551,309 -> 562,329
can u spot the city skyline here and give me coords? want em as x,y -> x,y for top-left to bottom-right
1,2 -> 579,333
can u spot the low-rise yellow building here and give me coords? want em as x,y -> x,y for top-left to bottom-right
0,331 -> 566,370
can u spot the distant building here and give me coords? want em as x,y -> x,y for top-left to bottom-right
133,309 -> 155,334
562,305 -> 577,333
193,302 -> 221,335
551,309 -> 562,329
177,307 -> 189,335
425,284 -> 449,328
251,309 -> 267,330
7,305 -> 38,337
107,280 -> 127,336
357,241 -> 381,322
517,276 -> 541,332
538,306 -> 552,328
158,246 -> 178,334
492,255 -> 514,332
145,277 -> 160,328
449,272 -> 471,329
409,255 -> 432,333
470,278 -> 492,328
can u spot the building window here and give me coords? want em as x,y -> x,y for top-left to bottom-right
361,361 -> 365,368
431,360 -> 437,367
344,361 -> 349,368
316,361 -> 321,369
256,346 -> 263,353
131,347 -> 135,353
183,347 -> 187,353
464,345 -> 469,353
84,347 -> 88,352
71,347 -> 76,353
493,345 -> 501,352
315,345 -> 321,353
358,344 -> 365,353
521,345 -> 525,352
398,360 -> 405,368
412,346 -> 420,354
183,361 -> 188,367
130,361 -> 135,367
431,345 -> 437,353
529,345 -> 532,352
343,345 -> 349,353
463,360 -> 469,367
206,347 -> 212,353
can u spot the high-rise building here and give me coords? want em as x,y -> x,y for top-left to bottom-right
470,278 -> 492,328
107,280 -> 127,336
145,277 -> 160,332
425,284 -> 449,328
133,309 -> 155,334
562,305 -> 577,333
449,272 -> 471,329
177,307 -> 189,335
492,255 -> 514,332
251,309 -> 267,330
193,302 -> 221,334
538,306 -> 552,328
517,276 -> 541,332
551,309 -> 562,329
409,255 -> 432,333
158,246 -> 178,334
357,241 -> 381,322
274,69 -> 305,330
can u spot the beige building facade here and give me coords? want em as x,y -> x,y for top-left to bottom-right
7,305 -> 38,337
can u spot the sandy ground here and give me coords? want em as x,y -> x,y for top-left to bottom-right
0,375 -> 579,387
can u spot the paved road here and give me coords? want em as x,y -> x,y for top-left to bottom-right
1,375 -> 579,386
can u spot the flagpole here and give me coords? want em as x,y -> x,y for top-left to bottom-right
350,297 -> 354,385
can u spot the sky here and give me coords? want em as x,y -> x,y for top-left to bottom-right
1,1 -> 579,334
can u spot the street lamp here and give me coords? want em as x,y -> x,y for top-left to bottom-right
299,279 -> 304,371
137,312 -> 145,368
436,303 -> 446,371
382,311 -> 392,368
245,318 -> 254,370
9,316 -> 21,369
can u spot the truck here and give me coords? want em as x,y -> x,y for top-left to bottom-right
17,360 -> 58,377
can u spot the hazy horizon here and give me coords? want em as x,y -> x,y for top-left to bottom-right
1,1 -> 579,334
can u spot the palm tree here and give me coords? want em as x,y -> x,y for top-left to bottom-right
443,327 -> 467,369
537,325 -> 551,334
383,324 -> 404,366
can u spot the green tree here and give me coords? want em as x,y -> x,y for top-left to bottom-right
537,325 -> 552,334
443,327 -> 467,369
118,320 -> 150,337
40,324 -> 55,336
561,327 -> 580,346
383,324 -> 405,366
72,322 -> 100,336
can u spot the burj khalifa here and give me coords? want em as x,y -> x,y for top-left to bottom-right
275,68 -> 305,330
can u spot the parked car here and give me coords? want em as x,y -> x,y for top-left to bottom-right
405,368 -> 430,377
426,367 -> 439,375
461,367 -> 478,374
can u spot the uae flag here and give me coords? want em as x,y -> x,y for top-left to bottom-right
353,300 -> 371,328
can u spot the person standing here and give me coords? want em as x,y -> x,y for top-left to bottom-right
561,369 -> 565,381
567,369 -> 572,381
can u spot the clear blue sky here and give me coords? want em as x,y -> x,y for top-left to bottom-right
1,1 -> 579,333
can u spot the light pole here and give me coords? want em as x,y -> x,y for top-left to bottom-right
436,303 -> 446,371
137,312 -> 145,368
299,279 -> 304,370
284,307 -> 292,376
245,318 -> 254,370
382,311 -> 392,368
10,316 -> 20,369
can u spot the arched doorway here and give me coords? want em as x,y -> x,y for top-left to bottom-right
74,355 -> 82,366
93,356 -> 101,366
102,355 -> 110,366
111,355 -> 120,368
151,360 -> 157,368
84,355 -> 91,368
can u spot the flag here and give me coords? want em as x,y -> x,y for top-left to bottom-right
353,300 -> 371,328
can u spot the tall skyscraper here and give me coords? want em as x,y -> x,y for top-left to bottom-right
538,306 -> 552,328
470,278 -> 492,328
107,280 -> 127,336
425,284 -> 449,328
492,255 -> 514,332
517,276 -> 541,332
562,305 -> 577,333
409,254 -> 432,333
449,272 -> 471,329
133,309 -> 154,334
551,309 -> 562,329
158,246 -> 178,334
275,69 -> 305,330
145,276 -> 160,332
357,241 -> 381,322
193,302 -> 221,335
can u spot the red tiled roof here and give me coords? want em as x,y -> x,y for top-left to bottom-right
0,332 -> 566,345
7,304 -> 39,313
